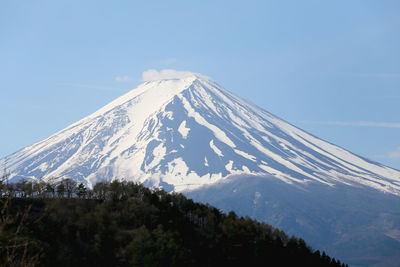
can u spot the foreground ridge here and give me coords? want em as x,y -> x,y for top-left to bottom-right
1,180 -> 347,267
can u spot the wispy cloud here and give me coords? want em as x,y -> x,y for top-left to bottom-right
297,121 -> 400,128
58,83 -> 125,91
369,147 -> 400,160
355,73 -> 400,78
115,75 -> 132,83
388,147 -> 400,159
383,95 -> 400,99
142,69 -> 195,82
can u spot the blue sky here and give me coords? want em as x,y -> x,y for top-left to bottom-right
1,0 -> 400,169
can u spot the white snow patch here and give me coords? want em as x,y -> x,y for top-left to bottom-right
36,162 -> 49,172
146,143 -> 166,170
234,149 -> 256,161
242,165 -> 250,173
225,160 -> 234,172
178,120 -> 190,139
209,140 -> 223,157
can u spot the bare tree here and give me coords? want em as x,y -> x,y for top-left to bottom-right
1,167 -> 11,196
56,183 -> 65,198
63,178 -> 77,198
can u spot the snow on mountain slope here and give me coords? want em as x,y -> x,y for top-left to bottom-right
2,72 -> 400,194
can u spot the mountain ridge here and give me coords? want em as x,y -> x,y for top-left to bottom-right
2,73 -> 400,195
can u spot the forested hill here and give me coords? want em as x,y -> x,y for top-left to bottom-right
1,180 -> 347,266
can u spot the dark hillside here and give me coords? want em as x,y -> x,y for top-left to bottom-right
1,180 -> 347,266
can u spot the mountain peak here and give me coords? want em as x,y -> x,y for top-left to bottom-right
2,71 -> 400,195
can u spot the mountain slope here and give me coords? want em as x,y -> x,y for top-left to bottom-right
2,73 -> 400,195
186,175 -> 400,267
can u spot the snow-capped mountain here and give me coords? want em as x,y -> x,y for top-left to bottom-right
3,71 -> 400,265
2,72 -> 400,195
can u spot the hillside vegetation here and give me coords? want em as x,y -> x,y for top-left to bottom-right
0,179 -> 347,266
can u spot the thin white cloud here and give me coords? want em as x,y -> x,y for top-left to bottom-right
142,69 -> 196,82
369,154 -> 386,159
388,147 -> 400,159
297,121 -> 400,128
369,147 -> 400,160
354,73 -> 400,78
58,83 -> 124,91
115,75 -> 131,83
383,95 -> 400,99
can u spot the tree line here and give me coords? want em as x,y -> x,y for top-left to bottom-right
1,176 -> 91,199
0,176 -> 348,266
